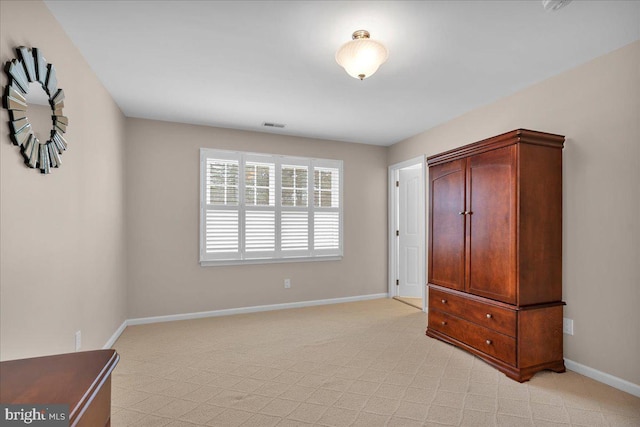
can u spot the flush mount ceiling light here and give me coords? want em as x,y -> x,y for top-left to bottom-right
335,30 -> 388,81
542,0 -> 573,12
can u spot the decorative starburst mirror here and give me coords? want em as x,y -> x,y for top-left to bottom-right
3,47 -> 68,174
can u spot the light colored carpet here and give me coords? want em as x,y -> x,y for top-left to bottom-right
393,297 -> 422,310
110,299 -> 640,426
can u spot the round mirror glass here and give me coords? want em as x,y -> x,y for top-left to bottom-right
25,81 -> 52,143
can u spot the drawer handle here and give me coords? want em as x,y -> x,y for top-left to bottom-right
486,313 -> 492,319
485,340 -> 492,345
441,321 -> 447,326
441,299 -> 447,304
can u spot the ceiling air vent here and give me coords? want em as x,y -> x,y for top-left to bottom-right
542,0 -> 572,12
262,122 -> 286,128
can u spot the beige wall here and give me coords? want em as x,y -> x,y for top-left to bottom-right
389,41 -> 640,385
125,118 -> 388,318
0,1 -> 127,360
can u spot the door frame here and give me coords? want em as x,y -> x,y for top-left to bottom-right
388,156 -> 426,311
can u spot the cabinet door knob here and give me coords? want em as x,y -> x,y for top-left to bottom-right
458,211 -> 465,215
485,340 -> 492,345
441,321 -> 447,326
486,313 -> 492,319
441,299 -> 447,304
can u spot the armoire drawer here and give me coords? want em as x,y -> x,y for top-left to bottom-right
429,309 -> 516,366
429,287 -> 516,337
428,309 -> 465,341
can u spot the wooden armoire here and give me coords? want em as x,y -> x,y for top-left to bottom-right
426,129 -> 565,382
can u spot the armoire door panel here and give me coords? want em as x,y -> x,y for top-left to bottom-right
429,160 -> 466,291
467,147 -> 516,304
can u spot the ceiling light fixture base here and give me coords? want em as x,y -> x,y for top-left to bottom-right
351,30 -> 370,40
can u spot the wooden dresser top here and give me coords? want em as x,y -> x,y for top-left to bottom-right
0,349 -> 119,424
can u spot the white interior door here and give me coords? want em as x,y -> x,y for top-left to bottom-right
398,166 -> 422,298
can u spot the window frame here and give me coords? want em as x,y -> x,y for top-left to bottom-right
200,148 -> 343,266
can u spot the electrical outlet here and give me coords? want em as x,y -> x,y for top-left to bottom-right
284,279 -> 291,289
563,318 -> 574,335
75,330 -> 82,351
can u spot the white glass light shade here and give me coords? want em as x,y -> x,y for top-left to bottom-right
335,32 -> 388,80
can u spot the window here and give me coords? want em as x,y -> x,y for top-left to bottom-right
200,149 -> 343,265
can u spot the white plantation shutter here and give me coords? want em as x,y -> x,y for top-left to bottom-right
281,211 -> 309,251
206,210 -> 239,253
313,165 -> 340,252
200,149 -> 342,265
245,211 -> 275,252
244,157 -> 276,255
314,212 -> 339,249
203,155 -> 240,260
280,160 -> 310,255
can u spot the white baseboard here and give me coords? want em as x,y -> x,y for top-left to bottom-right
122,293 -> 388,327
103,319 -> 127,349
564,358 -> 640,398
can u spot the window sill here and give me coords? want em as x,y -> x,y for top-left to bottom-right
200,255 -> 343,267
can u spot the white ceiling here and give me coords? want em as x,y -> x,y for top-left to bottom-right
44,1 -> 639,146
